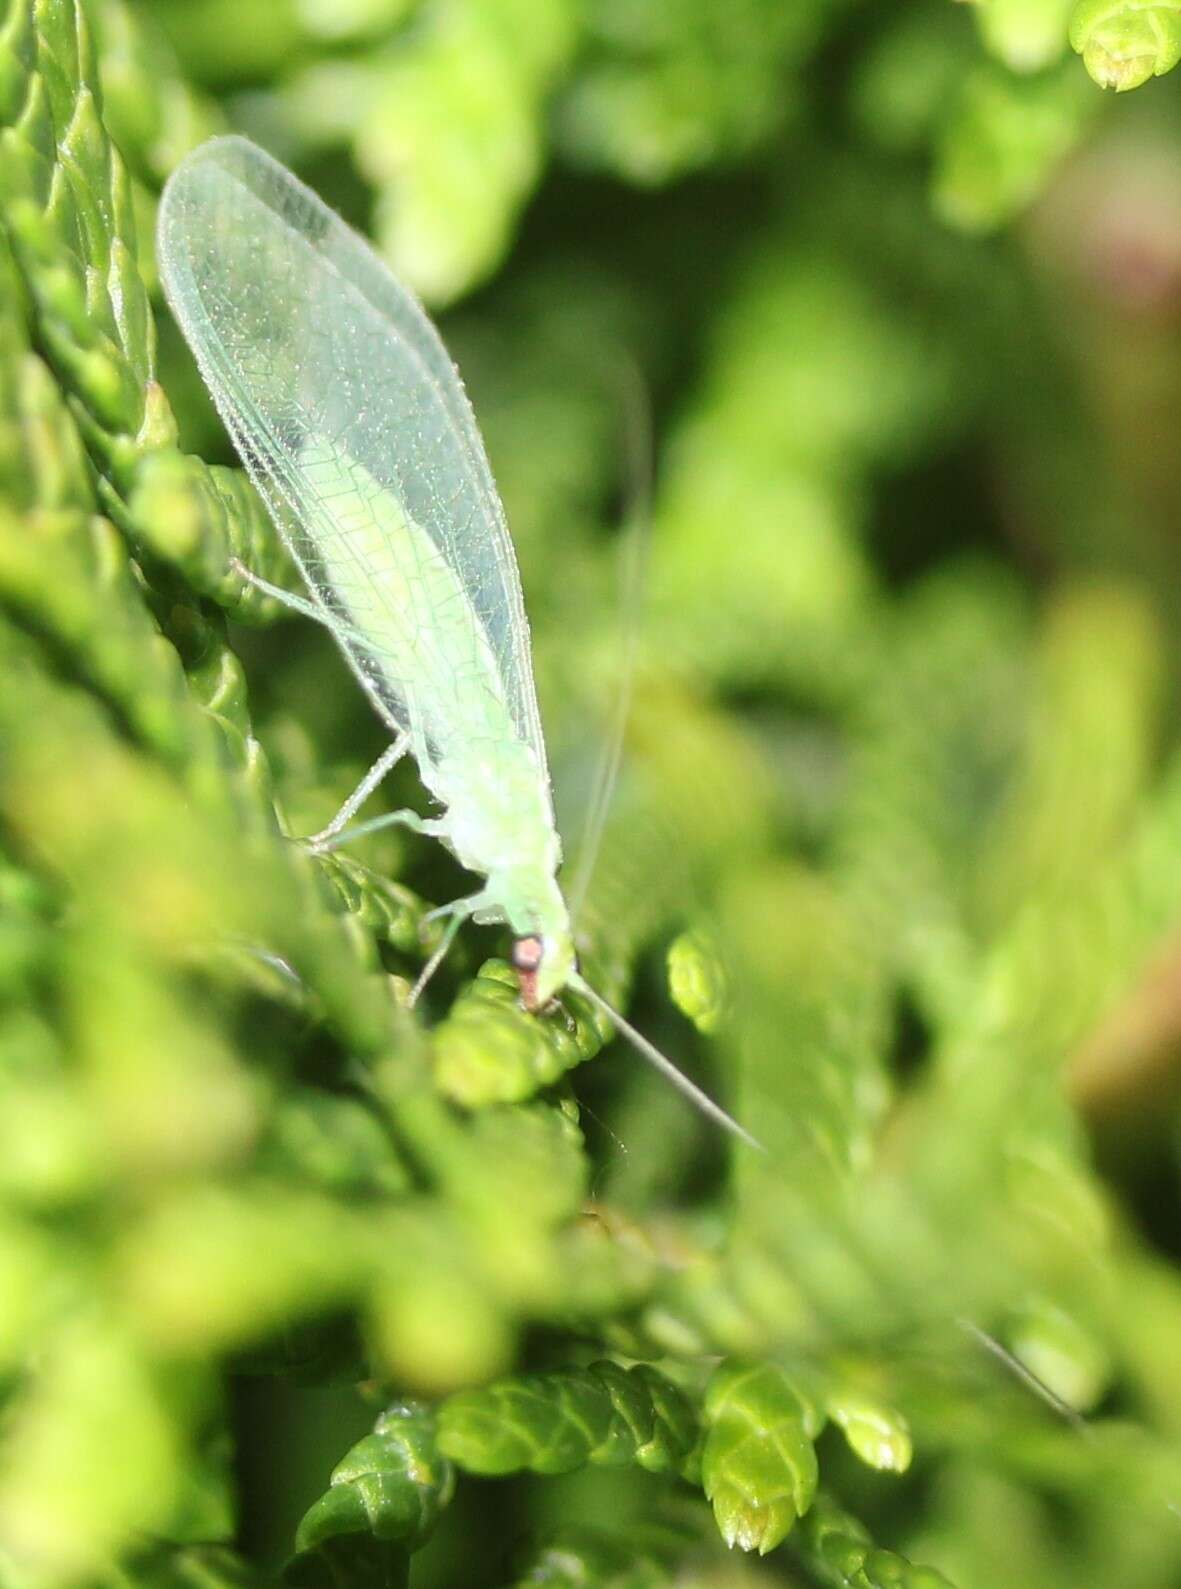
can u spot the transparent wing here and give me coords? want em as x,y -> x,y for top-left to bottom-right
156,134 -> 547,783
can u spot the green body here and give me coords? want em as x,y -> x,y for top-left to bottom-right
298,437 -> 576,1003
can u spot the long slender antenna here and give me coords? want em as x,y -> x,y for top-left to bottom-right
955,1317 -> 1090,1432
561,369 -> 760,1152
571,973 -> 764,1152
956,1316 -> 1181,1525
566,359 -> 653,926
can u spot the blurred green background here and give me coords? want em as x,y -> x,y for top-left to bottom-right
4,0 -> 1181,1585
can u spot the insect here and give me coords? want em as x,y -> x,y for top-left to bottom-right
158,135 -> 757,1149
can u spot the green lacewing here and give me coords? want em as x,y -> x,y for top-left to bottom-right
157,135 -> 756,1148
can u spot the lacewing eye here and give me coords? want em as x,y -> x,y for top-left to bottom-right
511,935 -> 544,1011
511,936 -> 544,974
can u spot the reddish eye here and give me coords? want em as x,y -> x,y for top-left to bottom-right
512,935 -> 544,973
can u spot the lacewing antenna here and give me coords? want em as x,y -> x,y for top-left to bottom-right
570,973 -> 764,1152
555,368 -> 761,1147
557,373 -> 762,1150
955,1317 -> 1090,1431
566,359 -> 653,926
956,1317 -> 1181,1524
